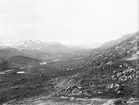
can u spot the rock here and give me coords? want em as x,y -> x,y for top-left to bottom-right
103,99 -> 127,105
128,97 -> 139,105
70,97 -> 75,100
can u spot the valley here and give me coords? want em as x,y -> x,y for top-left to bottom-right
0,32 -> 139,105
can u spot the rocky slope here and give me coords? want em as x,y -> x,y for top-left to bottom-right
51,31 -> 139,99
100,34 -> 133,50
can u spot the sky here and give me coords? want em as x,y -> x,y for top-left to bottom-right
0,0 -> 138,47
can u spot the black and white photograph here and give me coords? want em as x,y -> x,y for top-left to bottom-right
0,0 -> 138,105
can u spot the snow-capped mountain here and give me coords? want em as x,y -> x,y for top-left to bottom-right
0,40 -> 48,48
0,40 -> 83,53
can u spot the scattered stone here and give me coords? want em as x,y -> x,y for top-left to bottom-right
70,97 -> 75,100
128,97 -> 139,104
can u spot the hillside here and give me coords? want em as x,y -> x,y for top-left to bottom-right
6,55 -> 42,68
0,48 -> 19,60
50,31 -> 139,99
100,34 -> 133,49
0,48 -> 49,61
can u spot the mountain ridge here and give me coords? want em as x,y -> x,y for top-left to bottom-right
0,40 -> 85,53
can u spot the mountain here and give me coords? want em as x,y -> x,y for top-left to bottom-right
0,40 -> 88,61
0,40 -> 84,53
86,31 -> 139,66
100,34 -> 133,50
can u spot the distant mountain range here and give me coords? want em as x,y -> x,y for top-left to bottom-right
0,33 -> 136,62
0,33 -> 133,53
0,40 -> 84,53
0,40 -> 89,62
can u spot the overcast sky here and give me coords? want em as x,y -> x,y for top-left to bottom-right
0,0 -> 138,46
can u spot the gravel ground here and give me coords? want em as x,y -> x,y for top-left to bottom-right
3,97 -> 107,105
3,96 -> 139,105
